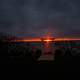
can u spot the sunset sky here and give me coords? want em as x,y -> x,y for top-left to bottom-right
0,0 -> 80,37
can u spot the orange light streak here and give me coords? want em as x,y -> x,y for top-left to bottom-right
43,39 -> 52,42
16,38 -> 41,42
54,38 -> 80,41
9,38 -> 80,42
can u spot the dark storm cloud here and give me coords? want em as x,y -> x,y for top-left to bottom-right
0,0 -> 80,37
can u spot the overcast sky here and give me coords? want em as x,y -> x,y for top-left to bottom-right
0,0 -> 80,37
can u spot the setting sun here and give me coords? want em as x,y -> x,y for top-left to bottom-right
44,39 -> 52,42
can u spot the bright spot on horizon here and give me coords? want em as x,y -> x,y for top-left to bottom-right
44,39 -> 52,42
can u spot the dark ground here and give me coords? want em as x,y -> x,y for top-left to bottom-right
0,40 -> 80,72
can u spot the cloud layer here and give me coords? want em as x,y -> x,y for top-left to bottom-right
0,0 -> 80,37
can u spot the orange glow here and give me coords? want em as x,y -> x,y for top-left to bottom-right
42,34 -> 53,42
16,38 -> 41,42
9,37 -> 80,42
54,38 -> 80,41
44,39 -> 52,42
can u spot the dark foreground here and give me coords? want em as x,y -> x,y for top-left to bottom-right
0,56 -> 80,72
0,39 -> 80,72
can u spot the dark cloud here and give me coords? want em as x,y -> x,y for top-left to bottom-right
0,0 -> 80,37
